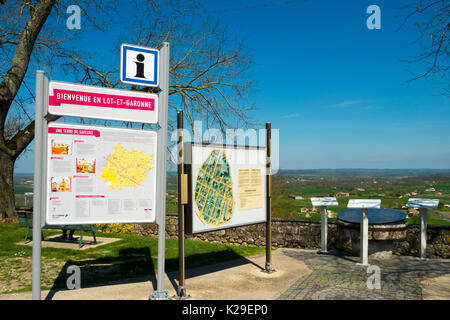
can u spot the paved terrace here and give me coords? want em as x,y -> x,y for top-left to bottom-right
1,248 -> 449,300
278,249 -> 450,300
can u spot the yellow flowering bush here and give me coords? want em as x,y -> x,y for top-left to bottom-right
96,223 -> 134,234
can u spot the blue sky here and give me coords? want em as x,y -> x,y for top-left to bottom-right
14,0 -> 450,172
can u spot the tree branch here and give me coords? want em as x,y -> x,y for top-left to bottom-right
0,0 -> 56,155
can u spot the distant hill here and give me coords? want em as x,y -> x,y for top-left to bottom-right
276,169 -> 450,178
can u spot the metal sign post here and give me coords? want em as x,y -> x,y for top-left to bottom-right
150,42 -> 170,300
406,198 -> 439,259
360,208 -> 369,265
348,199 -> 381,266
176,110 -> 189,299
32,70 -> 48,300
419,207 -> 427,259
264,122 -> 275,273
311,197 -> 338,254
320,206 -> 327,252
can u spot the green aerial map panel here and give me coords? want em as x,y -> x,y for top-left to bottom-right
194,149 -> 235,226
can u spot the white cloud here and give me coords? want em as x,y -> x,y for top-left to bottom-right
281,113 -> 300,119
331,99 -> 374,108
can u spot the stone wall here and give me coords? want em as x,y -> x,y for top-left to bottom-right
133,213 -> 450,259
392,225 -> 450,258
133,213 -> 337,249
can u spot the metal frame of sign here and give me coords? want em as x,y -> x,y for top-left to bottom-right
32,42 -> 170,301
184,141 -> 268,235
175,122 -> 275,298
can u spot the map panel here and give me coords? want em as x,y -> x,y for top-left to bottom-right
100,144 -> 153,190
194,149 -> 234,226
45,123 -> 157,225
189,143 -> 267,234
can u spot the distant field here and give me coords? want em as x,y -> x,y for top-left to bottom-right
271,169 -> 450,226
14,187 -> 33,195
13,170 -> 450,226
14,176 -> 34,207
435,182 -> 450,192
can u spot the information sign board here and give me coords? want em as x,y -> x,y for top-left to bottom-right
45,123 -> 157,225
120,44 -> 159,87
406,198 -> 439,209
48,81 -> 158,123
347,199 -> 381,209
311,197 -> 338,207
186,143 -> 267,234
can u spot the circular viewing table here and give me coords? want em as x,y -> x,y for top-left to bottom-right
336,208 -> 408,262
338,208 -> 406,225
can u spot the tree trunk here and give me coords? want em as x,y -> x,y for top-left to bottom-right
0,151 -> 16,218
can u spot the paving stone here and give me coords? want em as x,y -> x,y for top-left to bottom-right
277,249 -> 450,300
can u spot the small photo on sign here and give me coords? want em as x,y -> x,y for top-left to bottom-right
51,139 -> 72,155
51,177 -> 72,193
76,157 -> 96,174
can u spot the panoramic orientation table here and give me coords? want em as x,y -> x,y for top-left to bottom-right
311,197 -> 338,253
406,198 -> 439,259
338,208 -> 407,225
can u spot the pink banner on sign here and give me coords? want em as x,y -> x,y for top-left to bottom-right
48,127 -> 101,137
75,195 -> 105,198
49,89 -> 155,111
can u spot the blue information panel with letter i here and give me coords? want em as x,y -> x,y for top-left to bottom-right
120,44 -> 159,87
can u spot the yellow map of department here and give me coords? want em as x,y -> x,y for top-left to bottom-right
99,144 -> 153,190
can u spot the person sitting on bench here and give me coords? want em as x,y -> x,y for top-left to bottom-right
62,229 -> 75,240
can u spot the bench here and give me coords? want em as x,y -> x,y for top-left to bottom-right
18,211 -> 102,248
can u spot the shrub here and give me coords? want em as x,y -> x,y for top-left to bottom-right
96,224 -> 134,234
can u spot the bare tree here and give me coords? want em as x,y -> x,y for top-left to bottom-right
396,0 -> 449,93
0,0 -> 58,218
0,0 -> 255,218
61,0 -> 256,131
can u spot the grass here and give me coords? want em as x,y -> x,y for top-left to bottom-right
0,221 -> 265,294
13,186 -> 33,194
406,211 -> 450,226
